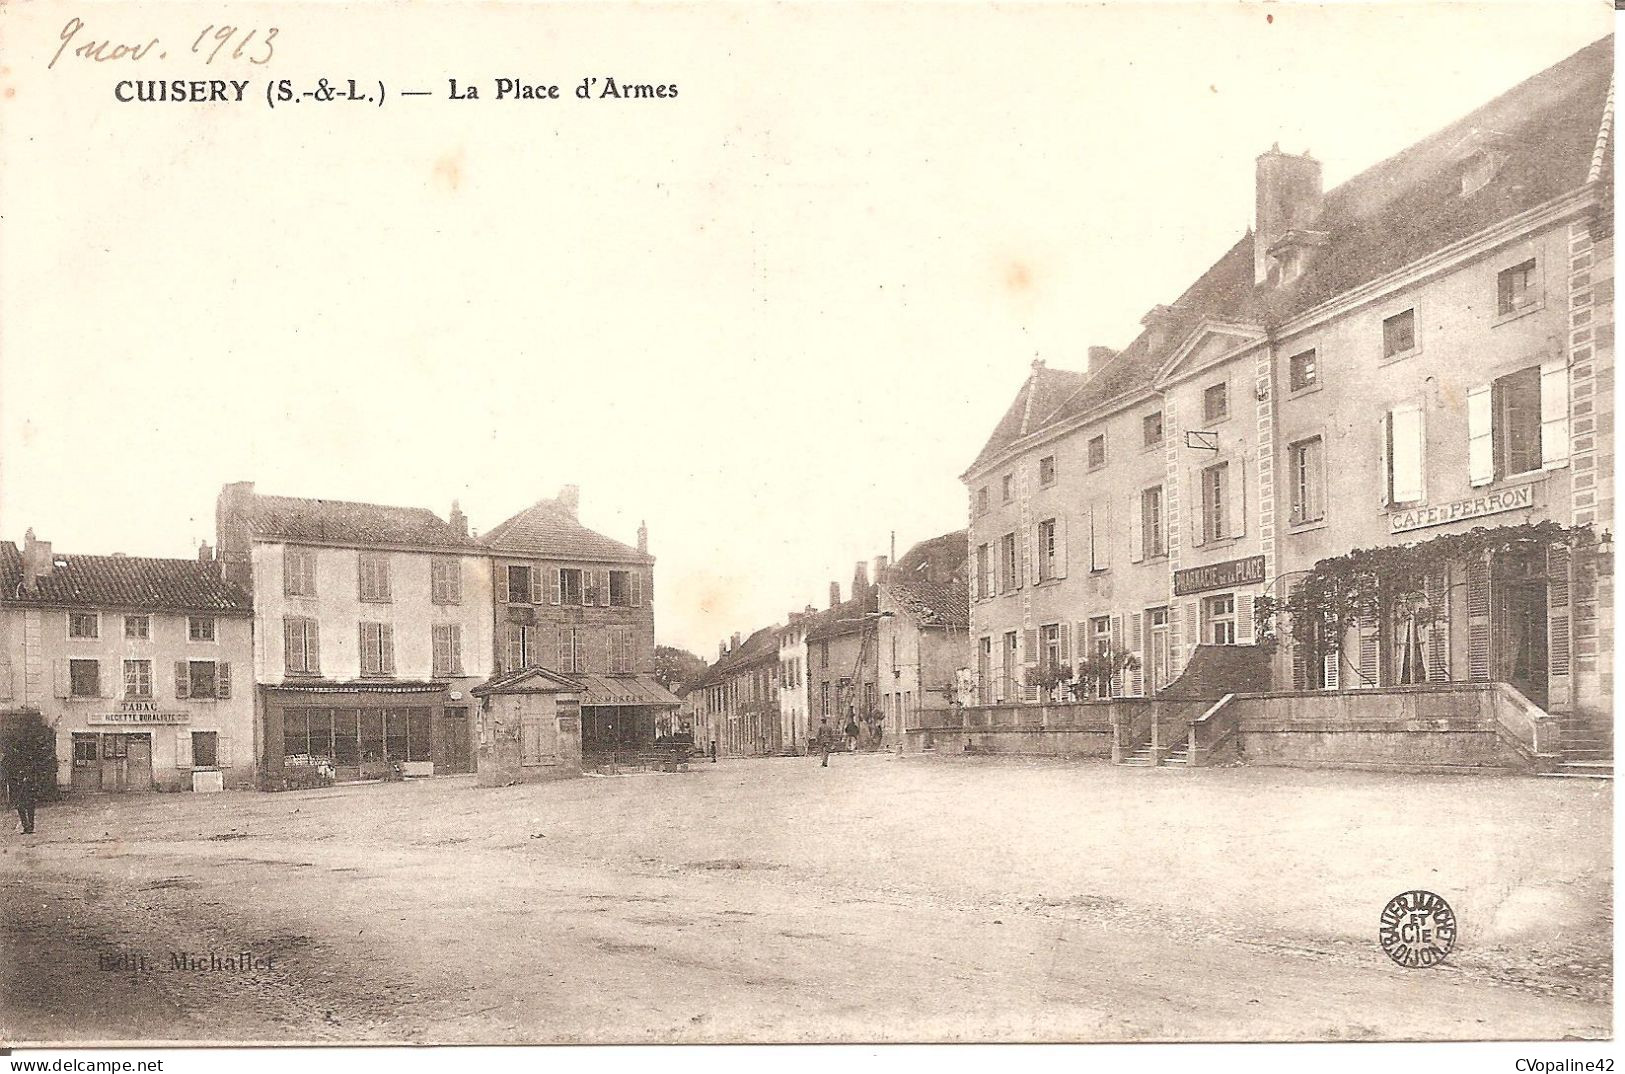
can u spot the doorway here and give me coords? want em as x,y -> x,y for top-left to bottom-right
1497,551 -> 1550,709
70,732 -> 153,793
442,706 -> 471,774
1148,607 -> 1171,696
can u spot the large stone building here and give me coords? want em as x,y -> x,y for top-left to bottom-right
480,486 -> 678,770
0,531 -> 255,794
962,37 -> 1614,767
215,482 -> 495,788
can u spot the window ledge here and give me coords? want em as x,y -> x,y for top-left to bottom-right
1378,345 -> 1423,367
1287,518 -> 1330,535
1287,382 -> 1323,401
1135,553 -> 1170,565
1492,299 -> 1544,327
1141,441 -> 1165,454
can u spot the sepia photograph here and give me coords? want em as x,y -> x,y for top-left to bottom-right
0,0 -> 1615,1058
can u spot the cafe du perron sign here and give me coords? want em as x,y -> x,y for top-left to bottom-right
1388,483 -> 1536,535
1173,554 -> 1266,597
88,699 -> 191,726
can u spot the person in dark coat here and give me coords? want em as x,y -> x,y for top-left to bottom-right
9,764 -> 37,835
815,717 -> 834,767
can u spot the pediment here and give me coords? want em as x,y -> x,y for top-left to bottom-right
1155,321 -> 1268,385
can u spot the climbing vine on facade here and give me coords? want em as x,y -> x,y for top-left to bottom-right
1264,520 -> 1606,655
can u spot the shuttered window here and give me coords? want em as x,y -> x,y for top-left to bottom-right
359,622 -> 395,677
284,617 -> 320,675
1289,437 -> 1325,524
358,553 -> 392,603
432,623 -> 463,677
431,558 -> 462,605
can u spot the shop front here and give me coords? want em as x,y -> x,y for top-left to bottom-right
261,681 -> 474,789
571,673 -> 682,765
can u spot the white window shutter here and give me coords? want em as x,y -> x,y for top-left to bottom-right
1129,491 -> 1144,564
495,565 -> 508,604
1541,357 -> 1570,469
531,566 -> 545,605
1129,611 -> 1145,696
1190,475 -> 1206,547
1378,413 -> 1392,505
1058,621 -> 1071,666
1237,594 -> 1256,645
1468,383 -> 1494,486
1323,651 -> 1340,691
217,662 -> 232,699
176,730 -> 192,769
549,569 -> 562,606
218,733 -> 232,768
631,571 -> 644,607
381,625 -> 395,675
1186,601 -> 1201,651
1109,614 -> 1124,697
174,661 -> 190,700
1391,403 -> 1425,503
1233,458 -> 1248,538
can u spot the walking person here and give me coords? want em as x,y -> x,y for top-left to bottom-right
844,714 -> 860,753
8,761 -> 37,836
815,717 -> 834,767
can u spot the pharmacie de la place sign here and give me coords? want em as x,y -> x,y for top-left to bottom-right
1173,554 -> 1267,596
1387,483 -> 1537,535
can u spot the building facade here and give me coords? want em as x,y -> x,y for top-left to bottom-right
876,530 -> 972,745
962,38 -> 1614,736
481,485 -> 678,768
216,482 -> 494,788
693,627 -> 782,758
0,532 -> 255,793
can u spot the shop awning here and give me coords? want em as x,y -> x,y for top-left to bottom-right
267,680 -> 446,694
573,673 -> 682,709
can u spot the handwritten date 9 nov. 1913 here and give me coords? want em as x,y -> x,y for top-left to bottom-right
50,17 -> 277,69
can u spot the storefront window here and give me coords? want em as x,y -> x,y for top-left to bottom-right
334,709 -> 360,767
307,708 -> 335,759
191,731 -> 219,768
385,710 -> 409,760
283,709 -> 310,757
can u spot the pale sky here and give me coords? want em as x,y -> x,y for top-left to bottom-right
0,1 -> 1612,657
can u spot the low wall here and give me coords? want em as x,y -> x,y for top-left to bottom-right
903,700 -> 1197,760
1215,684 -> 1560,774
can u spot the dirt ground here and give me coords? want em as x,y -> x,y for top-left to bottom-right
0,753 -> 1611,1045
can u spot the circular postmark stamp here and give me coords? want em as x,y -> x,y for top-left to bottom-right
1379,890 -> 1457,968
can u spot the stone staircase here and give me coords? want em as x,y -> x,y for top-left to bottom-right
1120,739 -> 1191,769
1540,712 -> 1614,781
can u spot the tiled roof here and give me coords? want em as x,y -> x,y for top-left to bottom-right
893,529 -> 969,585
243,494 -> 478,551
968,35 -> 1614,474
886,579 -> 969,629
691,625 -> 782,688
805,588 -> 879,643
0,542 -> 252,614
481,498 -> 651,564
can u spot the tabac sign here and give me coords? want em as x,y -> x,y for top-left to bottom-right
1173,554 -> 1266,596
1388,484 -> 1536,535
88,700 -> 191,726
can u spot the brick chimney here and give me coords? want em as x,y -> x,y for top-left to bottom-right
557,484 -> 580,518
449,500 -> 468,538
21,529 -> 53,589
873,555 -> 889,584
828,581 -> 841,609
215,481 -> 256,592
637,520 -> 648,555
1254,144 -> 1324,285
731,631 -> 742,651
853,561 -> 869,595
197,540 -> 213,563
1087,346 -> 1117,374
719,639 -> 728,659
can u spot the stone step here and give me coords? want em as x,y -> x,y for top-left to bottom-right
1538,770 -> 1614,781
